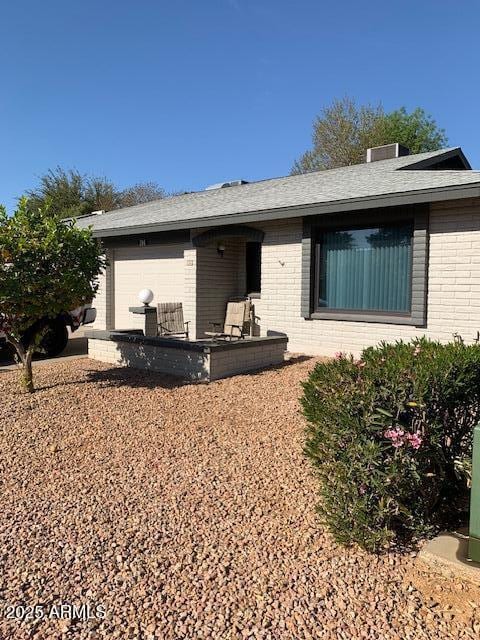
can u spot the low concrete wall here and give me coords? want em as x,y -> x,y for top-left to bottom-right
88,338 -> 209,380
86,331 -> 287,382
208,342 -> 288,380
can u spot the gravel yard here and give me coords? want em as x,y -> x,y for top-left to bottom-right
0,358 -> 479,639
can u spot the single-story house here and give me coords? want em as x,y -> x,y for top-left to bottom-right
78,144 -> 480,357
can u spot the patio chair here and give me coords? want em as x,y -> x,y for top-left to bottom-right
157,302 -> 189,339
205,298 -> 252,340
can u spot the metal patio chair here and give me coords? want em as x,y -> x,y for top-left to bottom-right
204,298 -> 252,340
157,302 -> 190,339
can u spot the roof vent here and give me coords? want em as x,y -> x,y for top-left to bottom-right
205,180 -> 249,191
366,143 -> 410,163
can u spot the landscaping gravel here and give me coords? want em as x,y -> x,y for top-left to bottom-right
0,357 -> 479,639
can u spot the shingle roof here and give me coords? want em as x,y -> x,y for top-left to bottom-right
77,148 -> 480,237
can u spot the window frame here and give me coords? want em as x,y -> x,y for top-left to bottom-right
301,205 -> 429,326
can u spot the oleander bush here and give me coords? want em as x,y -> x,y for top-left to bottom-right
301,338 -> 480,552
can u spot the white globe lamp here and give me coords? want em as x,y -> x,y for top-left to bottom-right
138,288 -> 154,306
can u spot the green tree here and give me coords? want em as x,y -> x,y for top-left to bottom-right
292,97 -> 448,174
26,167 -> 119,218
118,181 -> 166,208
26,167 -> 90,218
26,168 -> 168,217
381,107 -> 448,156
85,177 -> 121,212
0,198 -> 106,392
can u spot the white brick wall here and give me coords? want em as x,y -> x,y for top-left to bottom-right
255,198 -> 480,356
194,236 -> 245,338
91,249 -> 115,330
183,246 -> 198,339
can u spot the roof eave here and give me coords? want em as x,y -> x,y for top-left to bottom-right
91,183 -> 480,239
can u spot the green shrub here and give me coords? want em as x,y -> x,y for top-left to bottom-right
301,338 -> 480,552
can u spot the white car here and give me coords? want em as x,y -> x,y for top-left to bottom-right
0,305 -> 96,358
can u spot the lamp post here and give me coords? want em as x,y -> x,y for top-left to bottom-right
129,289 -> 157,336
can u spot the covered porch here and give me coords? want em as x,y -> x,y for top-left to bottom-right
189,224 -> 264,339
97,224 -> 266,340
87,223 -> 289,380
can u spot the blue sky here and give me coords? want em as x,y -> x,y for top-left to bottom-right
1,0 -> 479,212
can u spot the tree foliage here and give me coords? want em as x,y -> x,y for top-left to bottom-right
26,167 -> 167,218
26,168 -> 92,218
118,182 -> 167,208
302,338 -> 477,551
0,198 -> 106,392
292,97 -> 448,173
381,107 -> 448,156
85,177 -> 121,212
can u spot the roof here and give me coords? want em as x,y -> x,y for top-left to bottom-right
77,148 -> 480,238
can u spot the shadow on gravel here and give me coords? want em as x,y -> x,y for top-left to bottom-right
31,355 -> 315,392
80,355 -> 315,390
32,366 -> 188,392
85,366 -> 190,390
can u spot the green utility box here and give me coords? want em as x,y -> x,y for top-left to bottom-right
469,424 -> 480,562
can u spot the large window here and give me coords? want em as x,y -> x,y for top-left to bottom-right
314,223 -> 413,314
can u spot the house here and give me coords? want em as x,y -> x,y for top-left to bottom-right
78,144 -> 480,357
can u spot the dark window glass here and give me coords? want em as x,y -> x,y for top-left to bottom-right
246,241 -> 261,294
315,223 -> 413,313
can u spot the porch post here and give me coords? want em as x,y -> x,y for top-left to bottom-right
92,248 -> 115,330
183,244 -> 198,339
129,305 -> 158,337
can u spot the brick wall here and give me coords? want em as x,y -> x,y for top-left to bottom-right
209,342 -> 286,380
91,249 -> 115,330
183,246 -> 198,339
88,338 -> 209,380
194,237 -> 246,338
255,198 -> 480,356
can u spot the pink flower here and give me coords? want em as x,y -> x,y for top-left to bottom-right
334,351 -> 344,359
406,432 -> 423,450
355,359 -> 366,368
413,345 -> 422,356
384,427 -> 423,451
384,427 -> 405,447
